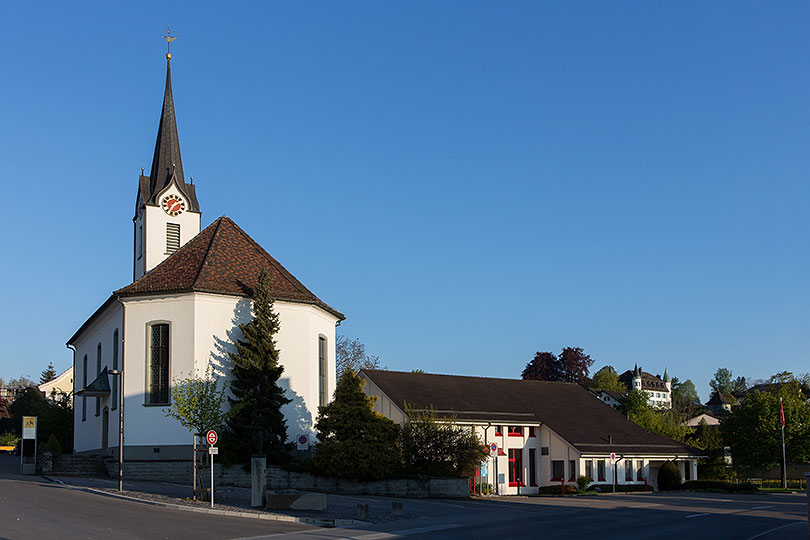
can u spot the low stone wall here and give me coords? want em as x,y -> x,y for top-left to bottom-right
44,454 -> 109,476
96,461 -> 468,497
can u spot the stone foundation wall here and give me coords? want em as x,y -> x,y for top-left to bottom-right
91,460 -> 468,497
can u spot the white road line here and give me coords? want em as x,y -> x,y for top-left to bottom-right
389,524 -> 463,535
750,505 -> 774,510
744,521 -> 804,540
685,513 -> 710,519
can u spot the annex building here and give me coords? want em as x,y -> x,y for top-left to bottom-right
69,53 -> 343,459
360,370 -> 702,493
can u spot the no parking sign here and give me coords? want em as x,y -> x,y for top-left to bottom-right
297,434 -> 309,451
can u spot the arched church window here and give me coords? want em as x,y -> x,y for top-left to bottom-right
147,323 -> 170,404
318,336 -> 327,407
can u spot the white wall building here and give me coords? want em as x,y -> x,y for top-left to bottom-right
619,365 -> 673,409
38,366 -> 74,405
68,54 -> 343,459
360,370 -> 701,493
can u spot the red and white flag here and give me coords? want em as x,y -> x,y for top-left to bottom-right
779,397 -> 786,429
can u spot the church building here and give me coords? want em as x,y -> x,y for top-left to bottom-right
68,52 -> 343,459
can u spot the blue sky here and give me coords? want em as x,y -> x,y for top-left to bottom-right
2,2 -> 808,401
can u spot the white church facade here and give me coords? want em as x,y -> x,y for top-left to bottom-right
69,54 -> 343,460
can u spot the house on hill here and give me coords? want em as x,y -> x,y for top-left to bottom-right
705,391 -> 732,414
69,53 -> 343,459
618,365 -> 672,409
360,370 -> 702,494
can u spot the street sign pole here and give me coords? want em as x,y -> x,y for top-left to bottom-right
210,448 -> 214,509
206,430 -> 218,509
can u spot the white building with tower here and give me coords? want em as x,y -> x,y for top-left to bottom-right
68,52 -> 343,460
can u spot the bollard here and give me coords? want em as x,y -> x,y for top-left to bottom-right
392,501 -> 403,515
357,503 -> 369,520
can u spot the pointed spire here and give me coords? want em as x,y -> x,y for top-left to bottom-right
633,364 -> 640,378
663,367 -> 670,382
148,55 -> 185,198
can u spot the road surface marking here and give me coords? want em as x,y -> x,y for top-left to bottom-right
685,513 -> 710,518
750,505 -> 774,510
744,521 -> 804,540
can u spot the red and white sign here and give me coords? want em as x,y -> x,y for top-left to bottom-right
297,434 -> 309,451
610,452 -> 616,464
489,442 -> 498,454
206,430 -> 218,446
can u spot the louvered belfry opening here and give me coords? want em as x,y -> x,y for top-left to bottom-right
166,223 -> 180,254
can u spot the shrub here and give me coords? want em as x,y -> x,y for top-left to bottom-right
44,434 -> 62,454
401,407 -> 489,478
657,461 -> 682,491
588,483 -> 651,493
536,484 -> 578,495
576,475 -> 591,492
0,432 -> 20,447
674,480 -> 758,494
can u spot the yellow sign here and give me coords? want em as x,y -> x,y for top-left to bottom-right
23,416 -> 36,429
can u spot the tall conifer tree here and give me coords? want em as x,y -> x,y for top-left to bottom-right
223,269 -> 291,464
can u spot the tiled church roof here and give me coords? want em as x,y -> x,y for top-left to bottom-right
116,216 -> 344,319
362,370 -> 700,456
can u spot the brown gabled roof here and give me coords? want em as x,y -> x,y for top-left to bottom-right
361,370 -> 701,456
706,391 -> 731,406
618,370 -> 670,392
116,216 -> 344,319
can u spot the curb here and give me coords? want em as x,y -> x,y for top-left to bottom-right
43,476 -> 363,528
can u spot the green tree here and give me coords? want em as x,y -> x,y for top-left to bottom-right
336,335 -> 382,378
709,368 -> 735,401
165,367 -> 227,435
8,387 -> 73,451
39,363 -> 57,384
400,407 -> 488,477
314,370 -> 400,480
686,419 -> 729,480
621,390 -> 689,442
731,376 -> 748,395
671,378 -> 700,414
721,382 -> 810,470
590,366 -> 627,392
222,269 -> 292,465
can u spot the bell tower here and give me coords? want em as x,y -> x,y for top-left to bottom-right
133,48 -> 201,281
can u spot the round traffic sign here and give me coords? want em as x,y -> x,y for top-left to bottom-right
490,442 -> 498,453
206,430 -> 218,446
298,434 -> 308,445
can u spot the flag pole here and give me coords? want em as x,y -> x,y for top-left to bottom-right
780,397 -> 787,489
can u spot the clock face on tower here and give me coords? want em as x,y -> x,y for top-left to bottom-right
162,194 -> 186,216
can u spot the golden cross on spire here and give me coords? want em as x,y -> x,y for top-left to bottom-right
162,26 -> 178,59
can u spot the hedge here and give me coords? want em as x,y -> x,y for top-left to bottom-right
673,480 -> 759,494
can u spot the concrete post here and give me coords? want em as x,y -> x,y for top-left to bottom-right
251,457 -> 266,507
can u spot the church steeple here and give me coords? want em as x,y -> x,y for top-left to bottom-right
148,54 -> 186,198
133,48 -> 202,282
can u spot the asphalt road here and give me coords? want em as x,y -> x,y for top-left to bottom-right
1,453 -> 807,540
0,469 -> 314,539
